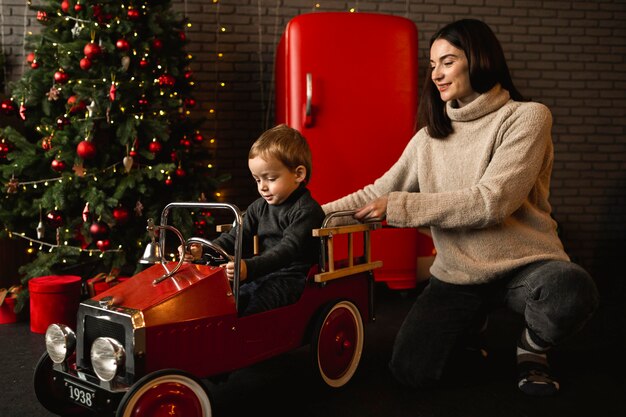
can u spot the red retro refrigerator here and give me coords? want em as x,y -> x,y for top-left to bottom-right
275,12 -> 434,289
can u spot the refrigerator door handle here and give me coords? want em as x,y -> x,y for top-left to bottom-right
304,72 -> 314,127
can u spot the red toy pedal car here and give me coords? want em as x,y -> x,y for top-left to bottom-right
34,202 -> 381,416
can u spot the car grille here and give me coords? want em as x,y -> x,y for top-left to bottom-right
82,315 -> 127,370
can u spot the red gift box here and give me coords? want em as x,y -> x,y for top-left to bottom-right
29,275 -> 82,333
0,285 -> 23,324
86,269 -> 129,297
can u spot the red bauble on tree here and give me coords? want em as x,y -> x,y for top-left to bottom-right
51,159 -> 66,172
96,239 -> 111,251
57,116 -> 70,129
83,42 -> 102,59
176,167 -> 187,177
152,38 -> 163,51
116,38 -> 130,52
67,96 -> 86,114
54,69 -> 69,84
148,140 -> 162,154
45,210 -> 64,229
77,140 -> 96,159
113,206 -> 130,224
1,99 -> 16,115
89,221 -> 109,240
74,2 -> 83,12
139,58 -> 149,68
127,8 -> 140,20
80,57 -> 92,70
60,0 -> 70,13
193,132 -> 204,143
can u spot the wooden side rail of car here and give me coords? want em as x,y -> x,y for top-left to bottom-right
312,221 -> 383,283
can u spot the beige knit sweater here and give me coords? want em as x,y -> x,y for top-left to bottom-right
322,85 -> 569,285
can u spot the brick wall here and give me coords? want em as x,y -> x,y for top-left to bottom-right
1,0 -> 625,291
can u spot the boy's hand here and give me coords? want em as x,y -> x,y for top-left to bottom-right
223,260 -> 247,282
178,243 -> 203,262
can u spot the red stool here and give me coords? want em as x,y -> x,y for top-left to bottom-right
28,275 -> 82,333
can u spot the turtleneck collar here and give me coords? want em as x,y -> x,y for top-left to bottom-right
446,84 -> 511,122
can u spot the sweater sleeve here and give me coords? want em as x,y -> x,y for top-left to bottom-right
387,103 -> 553,229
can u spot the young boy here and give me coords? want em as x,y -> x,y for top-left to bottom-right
186,124 -> 325,316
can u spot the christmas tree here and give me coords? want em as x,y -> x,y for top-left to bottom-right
0,0 -> 225,310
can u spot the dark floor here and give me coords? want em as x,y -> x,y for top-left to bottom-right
1,284 -> 625,417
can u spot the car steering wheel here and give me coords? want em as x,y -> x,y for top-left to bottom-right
186,238 -> 231,266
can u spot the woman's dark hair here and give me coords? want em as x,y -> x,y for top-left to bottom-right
419,19 -> 525,138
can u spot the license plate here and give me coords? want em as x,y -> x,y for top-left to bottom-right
66,379 -> 95,408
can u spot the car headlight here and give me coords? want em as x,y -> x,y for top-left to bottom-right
45,324 -> 76,364
91,337 -> 125,382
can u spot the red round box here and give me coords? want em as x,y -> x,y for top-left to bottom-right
28,275 -> 82,334
0,296 -> 18,324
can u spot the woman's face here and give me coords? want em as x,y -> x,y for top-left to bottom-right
429,39 -> 479,107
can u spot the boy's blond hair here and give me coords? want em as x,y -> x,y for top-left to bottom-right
249,124 -> 313,184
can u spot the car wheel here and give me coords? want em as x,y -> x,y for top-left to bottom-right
117,369 -> 212,417
312,300 -> 364,388
33,352 -> 91,416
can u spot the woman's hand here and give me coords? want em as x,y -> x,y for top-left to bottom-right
354,195 -> 389,221
223,260 -> 247,282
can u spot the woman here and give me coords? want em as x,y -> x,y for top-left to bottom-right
322,19 -> 598,396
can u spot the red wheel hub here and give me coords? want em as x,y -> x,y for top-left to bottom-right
130,381 -> 204,417
319,307 -> 357,379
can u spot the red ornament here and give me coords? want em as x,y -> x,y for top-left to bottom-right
158,74 -> 175,87
109,83 -> 117,101
0,140 -> 11,158
179,31 -> 186,42
165,177 -> 173,186
61,0 -> 70,13
67,96 -> 86,114
127,8 -> 140,20
148,140 -> 162,154
51,159 -> 66,172
184,71 -> 193,80
152,39 -> 163,51
184,98 -> 196,108
74,3 -> 83,12
1,99 -> 15,115
179,137 -> 191,148
41,136 -> 53,151
45,210 -> 64,228
176,167 -> 187,177
113,207 -> 130,224
36,11 -> 48,22
83,42 -> 102,59
96,239 -> 111,251
137,97 -> 149,108
26,52 -> 35,64
56,116 -> 70,129
79,57 -> 92,70
89,221 -> 109,239
194,132 -> 204,143
54,70 -> 69,84
31,61 -> 39,69
77,140 -> 96,159
116,38 -> 130,51
19,104 -> 26,120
